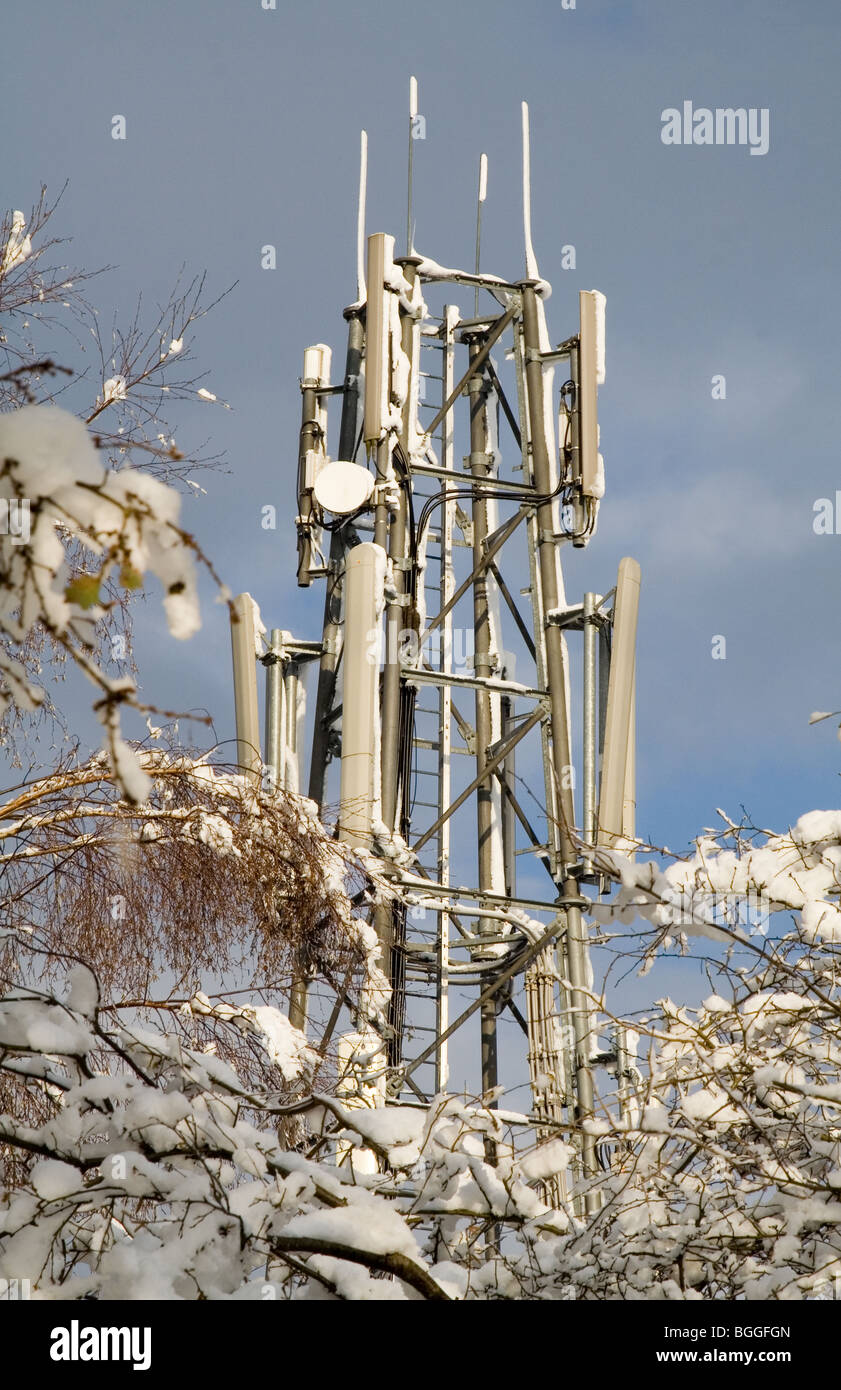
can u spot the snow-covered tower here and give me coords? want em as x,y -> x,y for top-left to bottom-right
231,88 -> 640,1200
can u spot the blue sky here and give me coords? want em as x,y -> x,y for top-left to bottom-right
3,0 -> 841,1085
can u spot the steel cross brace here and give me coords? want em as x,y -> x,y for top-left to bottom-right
411,704 -> 544,854
425,504 -> 530,637
423,302 -> 518,438
393,904 -> 582,1090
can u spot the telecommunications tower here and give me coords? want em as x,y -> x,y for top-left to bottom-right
230,88 -> 640,1195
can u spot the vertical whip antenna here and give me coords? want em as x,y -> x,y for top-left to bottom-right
356,130 -> 368,303
521,101 -> 539,280
407,76 -> 418,255
474,152 -> 487,314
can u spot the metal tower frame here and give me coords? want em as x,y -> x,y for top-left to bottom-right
230,103 -> 640,1199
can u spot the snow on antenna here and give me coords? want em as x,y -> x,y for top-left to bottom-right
578,289 -> 607,497
521,101 -> 539,280
593,287 -> 606,385
407,76 -> 418,255
475,152 -> 488,313
357,130 -> 368,303
598,557 -> 641,852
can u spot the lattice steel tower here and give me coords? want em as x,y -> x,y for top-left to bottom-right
230,93 -> 640,1196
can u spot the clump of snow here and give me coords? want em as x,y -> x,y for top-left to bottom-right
591,289 -> 606,385
371,819 -> 416,868
0,211 -> 31,276
0,404 -> 203,799
188,811 -> 236,854
589,452 -> 605,499
111,737 -> 152,805
251,1005 -> 317,1081
187,992 -> 317,1082
680,1087 -> 742,1126
30,1160 -> 81,1201
99,375 -> 127,406
66,964 -> 99,1019
518,1139 -> 574,1183
245,593 -> 267,657
792,810 -> 841,845
802,898 -> 841,943
280,1203 -> 420,1262
334,1102 -> 426,1167
0,402 -> 100,491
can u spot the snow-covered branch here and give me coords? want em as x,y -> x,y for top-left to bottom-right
0,403 -> 229,797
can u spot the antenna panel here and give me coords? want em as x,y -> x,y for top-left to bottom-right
597,556 -> 641,850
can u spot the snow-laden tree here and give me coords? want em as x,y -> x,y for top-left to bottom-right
0,747 -> 372,1013
0,746 -> 390,1187
0,400 -> 222,796
0,194 -> 409,1298
0,191 -> 232,766
3,808 -> 841,1300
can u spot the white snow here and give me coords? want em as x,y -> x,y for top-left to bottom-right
793,809 -> 841,845
191,811 -> 236,854
0,211 -> 32,276
0,404 -> 204,796
591,289 -> 606,384
280,1203 -> 420,1261
518,1139 -> 574,1182
243,592 -> 267,656
589,452 -> 605,499
0,402 -> 100,492
110,738 -> 152,805
250,1005 -> 315,1080
522,102 -> 539,282
100,375 -> 127,405
356,130 -> 368,304
30,1160 -> 81,1201
336,1103 -> 426,1166
412,253 -> 512,292
66,965 -> 99,1019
